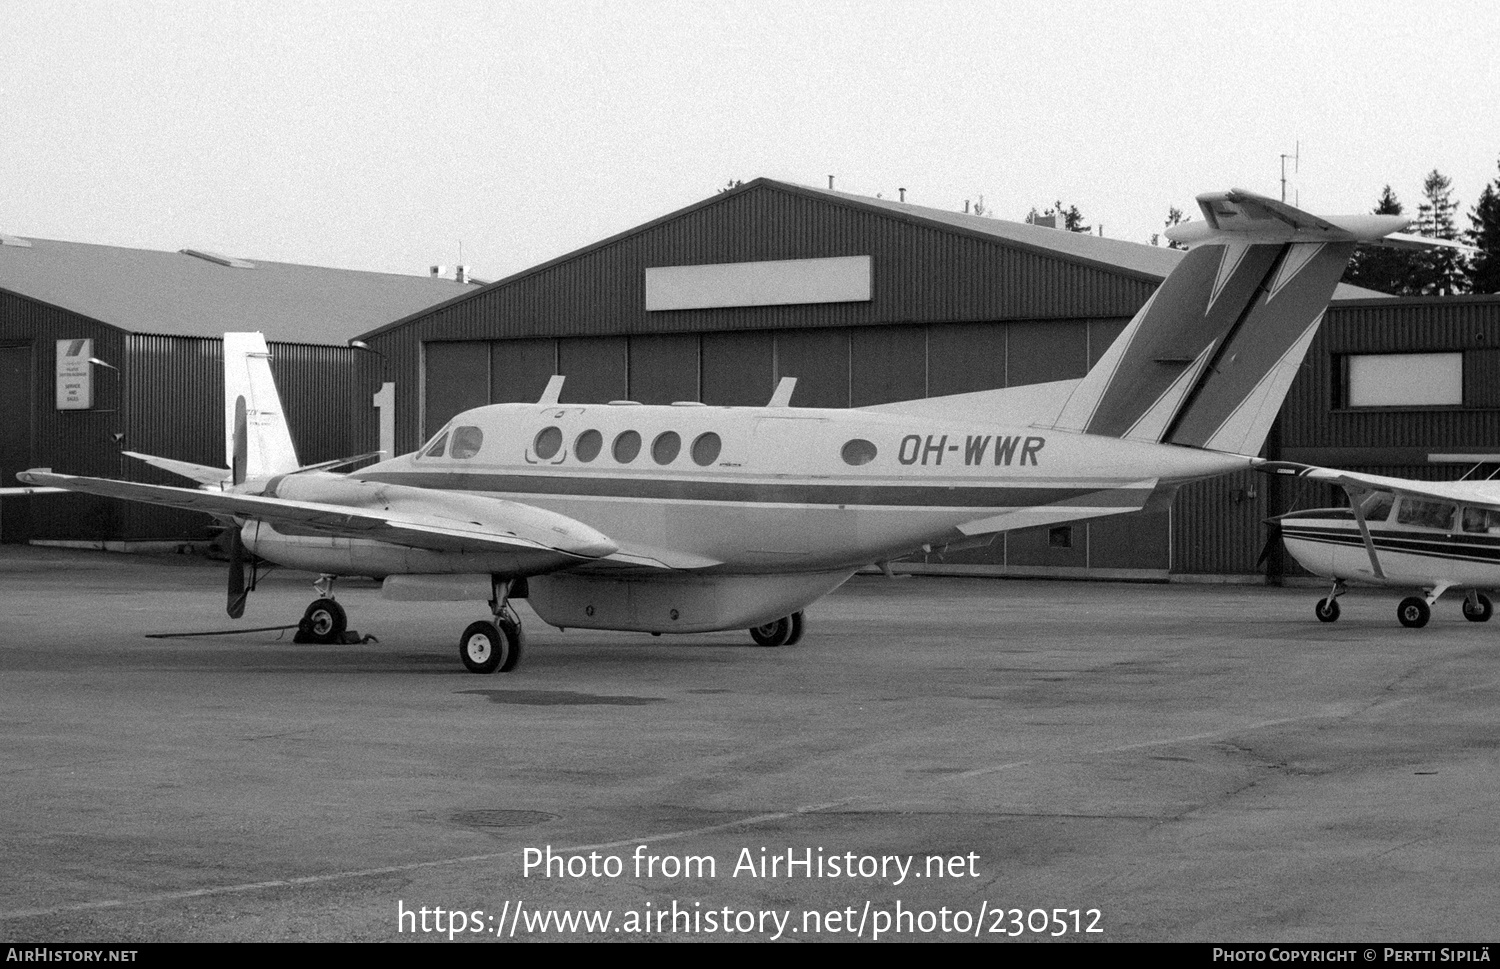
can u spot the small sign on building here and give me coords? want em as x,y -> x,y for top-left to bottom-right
55,338 -> 94,409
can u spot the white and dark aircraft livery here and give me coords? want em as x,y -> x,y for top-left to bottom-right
1264,461 -> 1500,628
21,189 -> 1431,671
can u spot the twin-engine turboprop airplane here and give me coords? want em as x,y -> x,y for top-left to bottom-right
21,189 -> 1433,672
1263,461 -> 1500,628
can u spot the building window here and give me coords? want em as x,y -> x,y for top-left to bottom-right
1342,353 -> 1463,408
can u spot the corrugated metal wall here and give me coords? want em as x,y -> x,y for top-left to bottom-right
366,181 -> 1160,455
0,286 -> 364,543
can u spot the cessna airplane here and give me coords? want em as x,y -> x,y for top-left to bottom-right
1263,461 -> 1500,628
18,189 -> 1437,672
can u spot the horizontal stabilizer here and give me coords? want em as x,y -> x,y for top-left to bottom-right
124,452 -> 231,488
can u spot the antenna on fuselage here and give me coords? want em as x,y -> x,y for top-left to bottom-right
768,377 -> 797,407
537,375 -> 565,405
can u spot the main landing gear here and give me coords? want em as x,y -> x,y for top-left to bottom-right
460,578 -> 525,674
1316,582 -> 1494,628
749,611 -> 805,648
295,575 -> 361,644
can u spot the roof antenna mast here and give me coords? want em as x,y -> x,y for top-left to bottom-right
1280,140 -> 1300,205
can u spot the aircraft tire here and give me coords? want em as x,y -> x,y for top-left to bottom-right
1397,596 -> 1431,629
302,598 -> 347,644
496,614 -> 525,672
749,616 -> 794,648
1315,598 -> 1340,623
1462,594 -> 1493,623
785,611 -> 806,645
460,620 -> 515,674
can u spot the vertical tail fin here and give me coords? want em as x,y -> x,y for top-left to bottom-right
1051,189 -> 1411,454
223,332 -> 300,478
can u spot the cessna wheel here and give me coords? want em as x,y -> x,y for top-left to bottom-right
1463,594 -> 1493,623
1314,598 -> 1340,623
749,616 -> 794,648
302,598 -> 347,644
785,610 -> 806,645
1397,596 -> 1431,629
460,620 -> 518,674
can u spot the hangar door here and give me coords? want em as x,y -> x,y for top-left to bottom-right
0,344 -> 33,542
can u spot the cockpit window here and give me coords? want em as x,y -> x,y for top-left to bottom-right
451,426 -> 484,459
421,431 -> 449,459
1396,498 -> 1456,531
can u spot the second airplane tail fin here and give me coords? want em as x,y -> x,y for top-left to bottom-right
224,332 -> 301,480
1049,189 -> 1412,454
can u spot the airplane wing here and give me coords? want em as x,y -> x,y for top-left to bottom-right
17,469 -> 615,561
1259,461 -> 1500,508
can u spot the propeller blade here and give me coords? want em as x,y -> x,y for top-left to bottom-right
227,526 -> 249,619
1256,520 -> 1283,569
232,395 -> 248,487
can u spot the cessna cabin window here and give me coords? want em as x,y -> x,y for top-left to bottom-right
613,430 -> 642,463
652,431 -> 681,465
1396,498 -> 1456,531
532,426 -> 562,460
421,431 -> 449,459
450,426 -> 484,459
1462,507 -> 1500,533
1362,493 -> 1394,522
575,429 -> 603,462
691,432 -> 721,466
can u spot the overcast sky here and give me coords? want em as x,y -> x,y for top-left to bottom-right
4,0 -> 1497,281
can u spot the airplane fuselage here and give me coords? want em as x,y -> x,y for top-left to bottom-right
1280,507 -> 1500,590
244,399 -> 1251,578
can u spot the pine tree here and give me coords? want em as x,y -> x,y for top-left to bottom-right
1411,169 -> 1466,295
1343,186 -> 1422,295
1466,158 -> 1500,294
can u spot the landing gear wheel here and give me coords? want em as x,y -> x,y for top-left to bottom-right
495,613 -> 525,672
460,620 -> 516,674
1397,596 -> 1431,629
785,611 -> 806,645
301,598 -> 347,644
1315,597 -> 1341,623
749,616 -> 794,648
1463,594 -> 1493,623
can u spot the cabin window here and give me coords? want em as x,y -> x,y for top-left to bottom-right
451,426 -> 484,459
1462,507 -> 1500,533
841,439 -> 878,466
652,431 -> 681,465
613,430 -> 641,463
1048,525 -> 1073,549
1341,353 -> 1463,408
532,426 -> 562,460
421,431 -> 449,459
691,432 -> 722,466
575,429 -> 603,462
1362,493 -> 1394,522
1396,498 -> 1456,531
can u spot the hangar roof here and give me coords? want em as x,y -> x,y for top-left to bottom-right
358,177 -> 1382,340
777,180 -> 1382,299
0,235 -> 470,344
